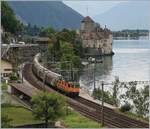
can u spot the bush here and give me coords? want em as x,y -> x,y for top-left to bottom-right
92,88 -> 115,105
120,103 -> 132,112
9,73 -> 18,81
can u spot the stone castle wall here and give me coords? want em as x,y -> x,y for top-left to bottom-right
82,35 -> 113,56
79,16 -> 113,57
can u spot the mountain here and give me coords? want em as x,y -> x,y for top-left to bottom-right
94,1 -> 150,31
8,1 -> 84,30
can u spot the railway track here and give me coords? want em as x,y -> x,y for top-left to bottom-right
23,63 -> 149,128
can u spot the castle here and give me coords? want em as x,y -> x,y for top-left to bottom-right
77,16 -> 113,56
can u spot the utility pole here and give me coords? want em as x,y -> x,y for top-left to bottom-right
43,69 -> 47,92
101,81 -> 104,126
70,62 -> 74,82
93,60 -> 96,90
21,68 -> 23,83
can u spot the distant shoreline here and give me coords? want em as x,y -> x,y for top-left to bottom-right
113,36 -> 149,40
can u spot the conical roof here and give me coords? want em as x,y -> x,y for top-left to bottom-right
81,16 -> 94,23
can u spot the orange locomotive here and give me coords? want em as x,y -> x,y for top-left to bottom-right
33,53 -> 80,97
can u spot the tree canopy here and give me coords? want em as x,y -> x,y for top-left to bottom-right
1,1 -> 22,34
39,27 -> 55,37
31,92 -> 65,127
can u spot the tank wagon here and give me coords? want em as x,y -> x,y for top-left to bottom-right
32,53 -> 80,97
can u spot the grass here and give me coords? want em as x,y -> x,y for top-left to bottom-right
124,112 -> 149,123
61,108 -> 101,128
1,105 -> 42,127
2,104 -> 101,128
115,109 -> 149,123
1,92 -> 25,106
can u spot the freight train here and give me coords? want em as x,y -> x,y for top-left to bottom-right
32,53 -> 80,97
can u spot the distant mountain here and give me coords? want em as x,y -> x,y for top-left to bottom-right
94,1 -> 150,31
8,1 -> 84,30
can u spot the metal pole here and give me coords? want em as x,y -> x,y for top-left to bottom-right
21,65 -> 23,83
93,60 -> 96,90
43,69 -> 46,92
22,69 -> 23,83
70,62 -> 73,82
101,81 -> 104,126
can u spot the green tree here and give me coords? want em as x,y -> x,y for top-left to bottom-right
56,29 -> 76,43
73,40 -> 84,57
92,87 -> 115,105
31,92 -> 65,127
120,82 -> 149,117
1,1 -> 22,34
48,43 -> 54,60
112,76 -> 120,106
1,115 -> 12,128
39,27 -> 55,37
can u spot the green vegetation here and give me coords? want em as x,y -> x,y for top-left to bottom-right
61,109 -> 101,128
120,83 -> 149,117
1,1 -> 22,34
1,102 -> 101,128
45,28 -> 83,81
9,72 -> 18,81
59,41 -> 82,70
23,23 -> 41,36
113,29 -> 149,38
92,87 -> 115,105
115,108 -> 149,123
1,82 -> 8,91
119,102 -> 132,112
39,26 -> 55,37
31,92 -> 65,127
1,114 -> 12,128
1,104 -> 41,127
112,77 -> 120,106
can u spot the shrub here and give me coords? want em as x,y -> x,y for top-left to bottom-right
9,73 -> 18,80
120,103 -> 132,112
92,88 -> 115,105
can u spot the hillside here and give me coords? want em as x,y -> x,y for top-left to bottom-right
94,1 -> 150,31
1,1 -> 22,34
8,1 -> 84,30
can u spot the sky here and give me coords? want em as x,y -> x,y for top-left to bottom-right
63,1 -> 127,18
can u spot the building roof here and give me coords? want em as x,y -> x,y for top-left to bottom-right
81,16 -> 94,23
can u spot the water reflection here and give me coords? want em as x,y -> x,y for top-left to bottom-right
80,56 -> 113,90
80,39 -> 150,91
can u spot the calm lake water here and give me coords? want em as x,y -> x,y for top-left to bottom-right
80,39 -> 150,90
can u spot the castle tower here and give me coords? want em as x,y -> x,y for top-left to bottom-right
80,16 -> 95,32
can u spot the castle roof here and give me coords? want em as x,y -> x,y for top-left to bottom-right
82,16 -> 94,23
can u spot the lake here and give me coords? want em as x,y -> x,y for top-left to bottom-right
80,39 -> 150,91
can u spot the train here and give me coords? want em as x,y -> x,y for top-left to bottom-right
32,53 -> 80,97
